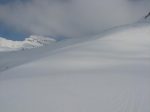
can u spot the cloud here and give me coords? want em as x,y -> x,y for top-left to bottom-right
0,0 -> 150,39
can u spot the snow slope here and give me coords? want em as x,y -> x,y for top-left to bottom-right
0,22 -> 150,112
0,35 -> 56,52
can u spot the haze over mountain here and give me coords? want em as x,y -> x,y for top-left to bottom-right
0,0 -> 150,39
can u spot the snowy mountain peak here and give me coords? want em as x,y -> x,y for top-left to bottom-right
0,35 -> 56,52
25,35 -> 55,43
23,35 -> 56,48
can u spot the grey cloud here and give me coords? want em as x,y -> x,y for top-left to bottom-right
0,0 -> 150,38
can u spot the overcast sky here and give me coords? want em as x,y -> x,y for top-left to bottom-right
0,0 -> 150,40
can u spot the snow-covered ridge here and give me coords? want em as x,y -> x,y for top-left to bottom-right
0,22 -> 150,112
0,35 -> 56,52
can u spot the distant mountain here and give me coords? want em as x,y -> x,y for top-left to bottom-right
0,35 -> 56,52
145,12 -> 150,19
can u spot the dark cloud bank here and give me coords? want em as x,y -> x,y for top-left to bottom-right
0,0 -> 150,39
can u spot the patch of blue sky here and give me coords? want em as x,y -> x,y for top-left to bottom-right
0,22 -> 30,41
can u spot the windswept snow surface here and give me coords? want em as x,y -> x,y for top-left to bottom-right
0,23 -> 150,112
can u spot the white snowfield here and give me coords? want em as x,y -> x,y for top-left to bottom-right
0,35 -> 56,52
0,22 -> 150,112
